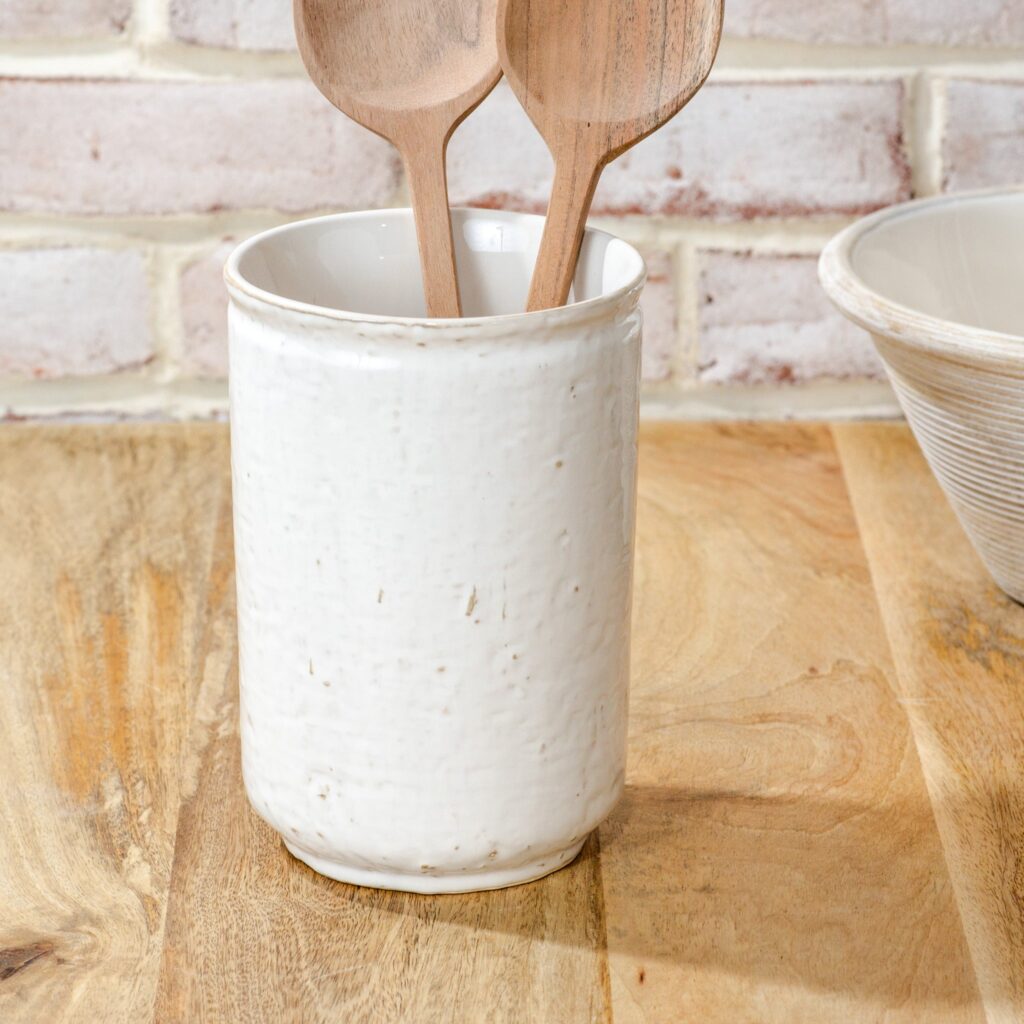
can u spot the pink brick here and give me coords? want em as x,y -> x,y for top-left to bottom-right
698,251 -> 884,385
0,79 -> 400,216
639,251 -> 677,382
0,248 -> 153,378
726,0 -> 1024,46
169,0 -> 294,51
449,80 -> 909,220
180,242 -> 234,379
943,79 -> 1024,192
0,0 -> 130,39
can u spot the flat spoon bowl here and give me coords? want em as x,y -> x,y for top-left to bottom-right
294,0 -> 501,317
498,0 -> 723,311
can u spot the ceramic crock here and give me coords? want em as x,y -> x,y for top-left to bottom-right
820,187 -> 1024,604
224,208 -> 646,893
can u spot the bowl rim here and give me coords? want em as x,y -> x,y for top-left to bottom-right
224,206 -> 647,330
819,186 -> 1024,365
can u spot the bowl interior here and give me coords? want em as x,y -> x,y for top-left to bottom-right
849,193 -> 1024,341
232,208 -> 644,320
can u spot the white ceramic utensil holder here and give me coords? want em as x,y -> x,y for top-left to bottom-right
820,188 -> 1024,604
225,208 -> 646,893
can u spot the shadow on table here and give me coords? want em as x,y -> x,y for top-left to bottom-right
318,782 -> 981,1011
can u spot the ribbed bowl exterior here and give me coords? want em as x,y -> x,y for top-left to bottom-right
875,336 -> 1024,602
819,189 -> 1024,606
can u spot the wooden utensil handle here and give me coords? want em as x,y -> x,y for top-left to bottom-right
526,153 -> 604,312
402,142 -> 462,318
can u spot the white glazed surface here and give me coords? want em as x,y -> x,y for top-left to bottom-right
226,209 -> 645,892
820,188 -> 1024,603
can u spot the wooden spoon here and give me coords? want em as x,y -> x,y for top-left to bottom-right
497,0 -> 723,311
294,0 -> 501,317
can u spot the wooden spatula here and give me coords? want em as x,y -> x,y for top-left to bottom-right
294,0 -> 501,317
497,0 -> 723,311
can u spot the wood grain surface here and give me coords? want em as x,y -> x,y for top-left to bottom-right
0,425 -> 231,1022
835,423 -> 1024,1024
1,422 -> 1021,1023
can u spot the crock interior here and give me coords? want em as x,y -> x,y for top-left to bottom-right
849,192 -> 1024,340
232,208 -> 645,319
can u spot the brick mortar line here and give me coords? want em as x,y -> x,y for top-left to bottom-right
0,60 -> 1020,82
146,242 -> 199,383
0,211 -> 856,263
716,36 -> 1024,71
0,377 -> 901,421
908,72 -> 929,197
0,212 -> 860,250
131,0 -> 168,47
0,46 -> 302,80
0,42 -> 1021,81
710,64 -> 1024,82
925,76 -> 950,194
641,380 -> 901,420
0,377 -> 227,419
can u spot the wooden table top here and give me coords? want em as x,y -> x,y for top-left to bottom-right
2,422 -> 1022,1023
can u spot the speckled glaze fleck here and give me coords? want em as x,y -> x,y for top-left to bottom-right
225,208 -> 646,893
820,188 -> 1024,604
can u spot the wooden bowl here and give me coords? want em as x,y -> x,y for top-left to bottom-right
820,188 -> 1024,604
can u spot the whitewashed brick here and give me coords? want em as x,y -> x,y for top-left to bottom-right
169,0 -> 295,51
449,79 -> 909,219
0,248 -> 153,378
698,251 -> 884,385
447,85 -> 552,212
0,0 -> 130,39
726,0 -> 1024,47
180,243 -> 234,379
943,79 -> 1024,193
639,251 -> 677,382
0,79 -> 400,216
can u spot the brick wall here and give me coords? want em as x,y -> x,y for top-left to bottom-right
0,1 -> 1021,421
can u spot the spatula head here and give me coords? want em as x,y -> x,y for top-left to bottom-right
497,0 -> 723,161
295,0 -> 501,137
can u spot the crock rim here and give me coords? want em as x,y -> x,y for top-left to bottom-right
224,207 -> 648,330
